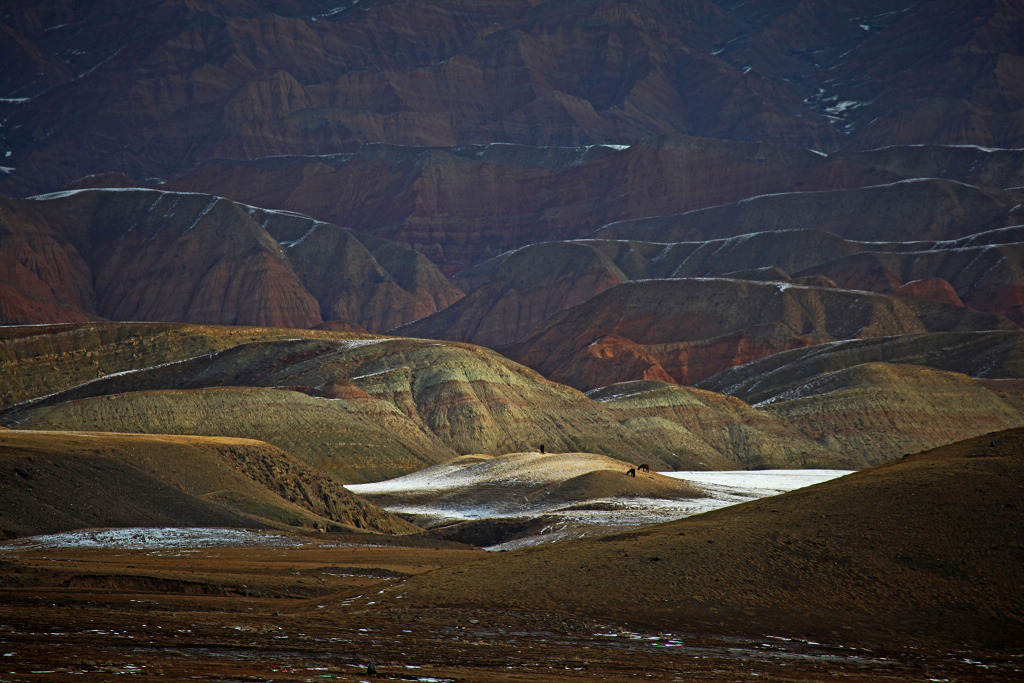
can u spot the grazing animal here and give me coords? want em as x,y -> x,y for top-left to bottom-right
626,467 -> 636,477
637,463 -> 650,473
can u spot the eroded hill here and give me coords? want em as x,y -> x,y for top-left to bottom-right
3,323 -> 1022,480
501,278 -> 1017,389
0,189 -> 461,329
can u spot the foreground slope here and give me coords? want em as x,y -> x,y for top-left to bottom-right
0,429 -> 418,539
375,428 -> 1024,651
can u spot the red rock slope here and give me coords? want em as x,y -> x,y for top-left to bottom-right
0,189 -> 461,329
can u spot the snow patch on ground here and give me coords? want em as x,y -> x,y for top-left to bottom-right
29,187 -> 211,201
662,469 -> 852,498
0,527 -> 305,551
338,337 -> 394,350
351,465 -> 852,550
281,222 -> 327,248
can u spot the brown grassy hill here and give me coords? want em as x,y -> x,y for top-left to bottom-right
504,278 -> 1017,390
760,363 -> 1024,467
374,428 -> 1024,651
589,380 -> 845,469
1,327 -> 749,476
5,322 -> 1021,475
0,322 -> 372,410
7,387 -> 454,485
592,366 -> 1024,471
0,429 -> 418,539
699,330 -> 1024,405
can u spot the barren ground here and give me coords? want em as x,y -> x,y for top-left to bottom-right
0,529 -> 1018,682
2,431 -> 1022,681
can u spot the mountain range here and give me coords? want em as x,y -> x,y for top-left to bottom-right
2,0 -> 1024,670
3,0 -> 1022,197
1,0 -> 1023,487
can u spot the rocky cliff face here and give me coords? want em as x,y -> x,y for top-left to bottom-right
795,238 -> 1024,326
398,175 -> 1024,359
594,178 -> 1024,244
163,142 -> 1024,278
0,189 -> 460,329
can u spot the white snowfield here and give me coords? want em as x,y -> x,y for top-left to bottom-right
661,469 -> 853,497
350,455 -> 853,550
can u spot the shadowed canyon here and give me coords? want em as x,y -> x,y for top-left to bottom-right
2,1 -> 1023,680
